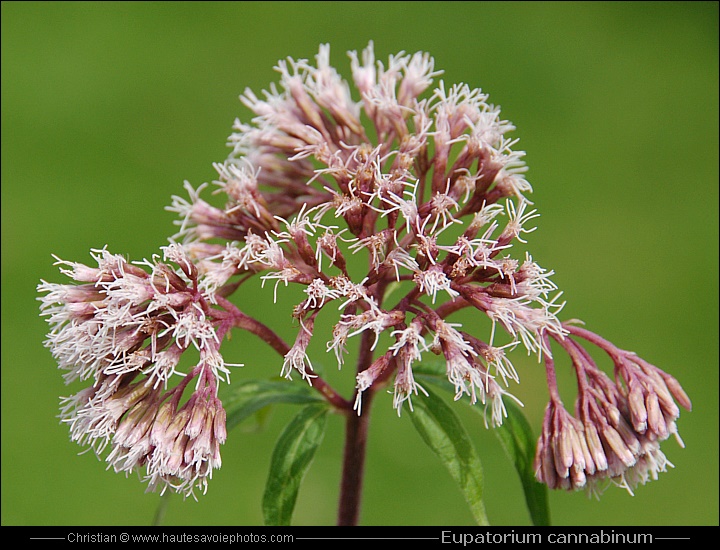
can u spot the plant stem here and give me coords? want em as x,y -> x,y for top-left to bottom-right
337,388 -> 374,526
215,295 -> 291,356
337,329 -> 376,526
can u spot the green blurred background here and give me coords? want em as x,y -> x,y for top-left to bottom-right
2,1 -> 717,527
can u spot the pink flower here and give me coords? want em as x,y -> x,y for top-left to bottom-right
40,42 -> 690,500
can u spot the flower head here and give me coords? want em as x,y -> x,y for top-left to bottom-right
39,245 -> 237,497
534,329 -> 690,496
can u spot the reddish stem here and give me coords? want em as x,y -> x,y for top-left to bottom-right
336,325 -> 375,525
543,334 -> 563,404
337,389 -> 374,526
215,295 -> 351,410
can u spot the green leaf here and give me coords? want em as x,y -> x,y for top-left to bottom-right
413,360 -> 446,378
408,386 -> 489,526
415,368 -> 550,526
492,400 -> 551,526
222,379 -> 324,432
262,404 -> 329,526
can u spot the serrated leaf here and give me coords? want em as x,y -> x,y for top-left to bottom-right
222,379 -> 324,432
492,400 -> 550,526
262,404 -> 329,526
408,387 -> 489,526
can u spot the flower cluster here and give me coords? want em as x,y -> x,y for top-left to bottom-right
534,326 -> 691,495
168,42 -> 565,422
38,245 -> 235,498
40,42 -> 690,498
